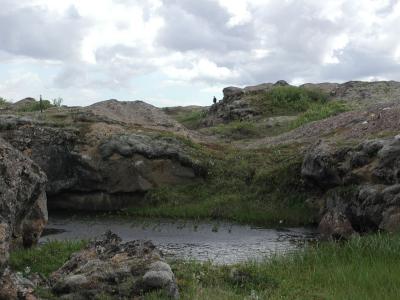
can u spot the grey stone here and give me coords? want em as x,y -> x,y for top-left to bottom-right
50,231 -> 179,299
222,87 -> 243,98
301,141 -> 341,189
0,137 -> 47,271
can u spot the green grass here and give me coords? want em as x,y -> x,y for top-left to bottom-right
250,86 -> 329,117
9,240 -> 86,277
203,121 -> 262,140
289,101 -> 349,129
9,234 -> 400,299
146,233 -> 400,300
127,143 -> 316,227
175,110 -> 207,129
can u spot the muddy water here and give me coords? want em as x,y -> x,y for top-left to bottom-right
41,213 -> 318,264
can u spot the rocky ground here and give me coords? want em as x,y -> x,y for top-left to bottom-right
2,79 -> 400,298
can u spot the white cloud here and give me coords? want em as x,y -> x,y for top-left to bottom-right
1,0 -> 400,106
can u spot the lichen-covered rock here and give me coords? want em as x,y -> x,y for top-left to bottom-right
0,268 -> 38,300
0,114 -> 203,211
50,231 -> 179,299
222,87 -> 244,98
318,210 -> 356,240
301,141 -> 342,189
302,136 -> 400,238
0,137 -> 47,271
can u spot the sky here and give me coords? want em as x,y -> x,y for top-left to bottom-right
0,0 -> 400,107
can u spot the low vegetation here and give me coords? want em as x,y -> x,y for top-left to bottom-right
178,87 -> 350,141
128,143 -> 316,226
147,233 -> 400,300
175,110 -> 207,129
0,97 -> 8,106
17,99 -> 54,112
10,240 -> 86,277
163,106 -> 207,129
289,100 -> 349,129
203,121 -> 262,140
11,234 -> 400,299
250,86 -> 329,116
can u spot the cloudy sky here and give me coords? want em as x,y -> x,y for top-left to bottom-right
0,0 -> 400,107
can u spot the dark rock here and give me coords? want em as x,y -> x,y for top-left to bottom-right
0,115 -> 203,211
318,210 -> 356,240
222,87 -> 243,98
373,137 -> 400,184
274,80 -> 289,86
301,141 -> 341,189
0,137 -> 47,271
380,207 -> 400,232
50,231 -> 179,299
303,136 -> 400,238
0,268 -> 38,300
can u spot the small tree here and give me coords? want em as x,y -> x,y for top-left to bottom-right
52,97 -> 63,107
0,97 -> 8,106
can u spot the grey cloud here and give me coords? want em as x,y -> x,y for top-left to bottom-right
320,47 -> 400,81
377,0 -> 399,15
0,3 -> 89,60
54,45 -> 156,90
156,0 -> 255,53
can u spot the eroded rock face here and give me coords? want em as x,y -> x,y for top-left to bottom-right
302,136 -> 400,238
0,114 -> 203,211
50,231 -> 179,299
0,137 -> 47,272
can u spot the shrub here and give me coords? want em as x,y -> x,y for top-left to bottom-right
52,97 -> 63,107
0,97 -> 8,106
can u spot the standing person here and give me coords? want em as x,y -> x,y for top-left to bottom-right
213,96 -> 217,104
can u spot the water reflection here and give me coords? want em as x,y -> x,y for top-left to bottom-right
41,213 -> 318,264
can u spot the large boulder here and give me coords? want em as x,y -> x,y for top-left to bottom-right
0,137 -> 47,271
302,136 -> 400,238
50,231 -> 179,299
222,87 -> 244,98
301,141 -> 342,189
0,115 -> 203,211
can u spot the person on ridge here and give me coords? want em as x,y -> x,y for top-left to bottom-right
213,96 -> 217,104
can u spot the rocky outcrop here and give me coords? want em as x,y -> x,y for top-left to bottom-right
0,137 -> 47,271
0,112 -> 203,211
205,80 -> 293,126
205,80 -> 400,127
87,99 -> 189,134
49,231 -> 179,299
302,136 -> 400,239
0,268 -> 39,300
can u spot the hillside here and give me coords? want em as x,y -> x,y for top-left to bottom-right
2,80 -> 400,235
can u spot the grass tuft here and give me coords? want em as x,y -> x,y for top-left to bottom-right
146,233 -> 400,299
10,240 -> 86,277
